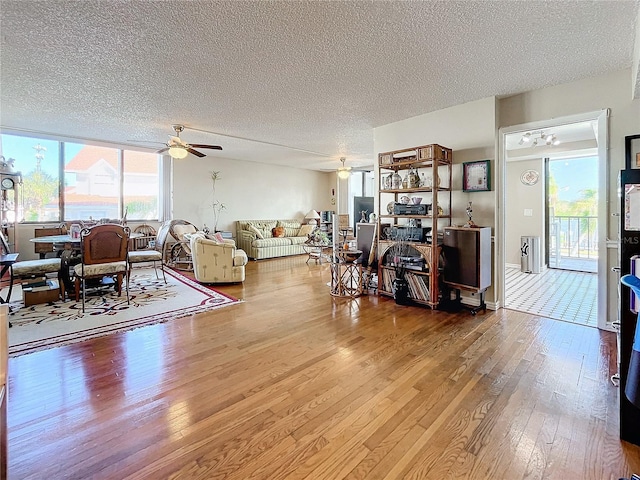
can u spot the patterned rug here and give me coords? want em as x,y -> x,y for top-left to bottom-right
6,267 -> 240,356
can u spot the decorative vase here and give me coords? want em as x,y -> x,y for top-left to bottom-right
408,168 -> 420,188
384,173 -> 393,189
391,173 -> 402,189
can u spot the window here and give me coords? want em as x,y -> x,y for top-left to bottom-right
123,150 -> 159,220
0,132 -> 160,222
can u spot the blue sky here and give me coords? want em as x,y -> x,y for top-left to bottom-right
0,134 -> 85,175
548,156 -> 598,202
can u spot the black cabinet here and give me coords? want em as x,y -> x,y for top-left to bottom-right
617,168 -> 640,446
442,226 -> 491,291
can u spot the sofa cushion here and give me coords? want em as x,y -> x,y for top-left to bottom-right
289,236 -> 310,245
253,237 -> 293,248
278,220 -> 302,237
297,224 -> 315,237
248,225 -> 264,239
247,221 -> 276,238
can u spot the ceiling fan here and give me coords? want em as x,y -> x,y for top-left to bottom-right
157,125 -> 223,159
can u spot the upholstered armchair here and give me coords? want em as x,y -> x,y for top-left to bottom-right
188,232 -> 248,283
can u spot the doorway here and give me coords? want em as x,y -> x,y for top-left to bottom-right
546,155 -> 599,274
499,110 -> 608,330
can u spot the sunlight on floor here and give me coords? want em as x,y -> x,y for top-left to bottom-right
505,266 -> 597,327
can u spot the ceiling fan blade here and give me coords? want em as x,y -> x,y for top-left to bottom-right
189,144 -> 223,150
157,147 -> 170,154
186,148 -> 206,158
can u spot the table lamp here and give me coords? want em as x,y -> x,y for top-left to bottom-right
304,210 -> 320,225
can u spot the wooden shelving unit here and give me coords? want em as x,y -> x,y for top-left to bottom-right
0,172 -> 22,253
377,144 -> 452,308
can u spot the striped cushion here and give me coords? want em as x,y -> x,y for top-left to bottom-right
277,220 -> 302,237
12,258 -> 61,277
74,261 -> 127,277
128,250 -> 162,263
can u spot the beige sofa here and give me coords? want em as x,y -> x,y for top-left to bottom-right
188,232 -> 248,283
236,220 -> 314,260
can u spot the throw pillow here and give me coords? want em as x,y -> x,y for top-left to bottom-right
272,226 -> 285,238
205,232 -> 226,243
278,220 -> 302,237
249,225 -> 264,239
297,224 -> 315,237
248,221 -> 276,238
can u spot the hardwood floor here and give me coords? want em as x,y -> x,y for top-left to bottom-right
6,255 -> 640,479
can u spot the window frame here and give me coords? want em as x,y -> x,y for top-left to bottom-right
0,129 -> 163,223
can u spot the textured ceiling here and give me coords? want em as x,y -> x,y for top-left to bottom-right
1,1 -> 638,172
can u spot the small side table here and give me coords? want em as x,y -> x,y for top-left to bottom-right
330,261 -> 363,297
303,244 -> 331,264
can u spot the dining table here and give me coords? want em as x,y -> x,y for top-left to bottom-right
29,232 -> 145,297
29,232 -> 144,248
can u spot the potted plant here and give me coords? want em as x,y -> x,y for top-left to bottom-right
306,227 -> 330,246
210,171 -> 226,232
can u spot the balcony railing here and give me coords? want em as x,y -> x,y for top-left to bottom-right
549,215 -> 598,267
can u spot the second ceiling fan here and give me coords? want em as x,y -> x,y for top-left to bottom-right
158,124 -> 223,158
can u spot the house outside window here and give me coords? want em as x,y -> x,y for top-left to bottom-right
0,132 -> 160,222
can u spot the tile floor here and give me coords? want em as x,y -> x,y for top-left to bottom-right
505,265 -> 598,327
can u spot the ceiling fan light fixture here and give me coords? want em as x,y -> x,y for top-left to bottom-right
168,145 -> 188,159
337,157 -> 351,179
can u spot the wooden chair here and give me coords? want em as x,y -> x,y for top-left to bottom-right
33,226 -> 65,258
73,223 -> 130,312
156,220 -> 198,271
337,214 -> 355,244
0,233 -> 18,307
127,225 -> 165,283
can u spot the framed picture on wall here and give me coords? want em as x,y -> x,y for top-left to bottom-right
463,160 -> 491,192
625,134 -> 640,169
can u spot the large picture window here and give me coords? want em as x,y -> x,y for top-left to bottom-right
0,132 -> 160,222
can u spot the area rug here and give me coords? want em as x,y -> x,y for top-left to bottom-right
6,267 -> 240,356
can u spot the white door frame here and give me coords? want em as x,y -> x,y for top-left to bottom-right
496,109 -> 610,330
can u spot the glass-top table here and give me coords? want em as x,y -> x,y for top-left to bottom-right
302,243 -> 332,264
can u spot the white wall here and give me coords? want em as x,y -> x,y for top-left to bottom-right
499,68 -> 640,325
505,158 -> 544,266
374,96 -> 498,228
172,156 -> 334,234
374,96 -> 498,304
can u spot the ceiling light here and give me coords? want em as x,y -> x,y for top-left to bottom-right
338,157 -> 351,180
337,157 -> 351,179
519,132 -> 532,145
519,131 -> 559,148
168,145 -> 188,159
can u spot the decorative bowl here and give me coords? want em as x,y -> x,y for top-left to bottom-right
399,196 -> 410,204
411,197 -> 423,205
337,249 -> 362,263
386,201 -> 395,214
